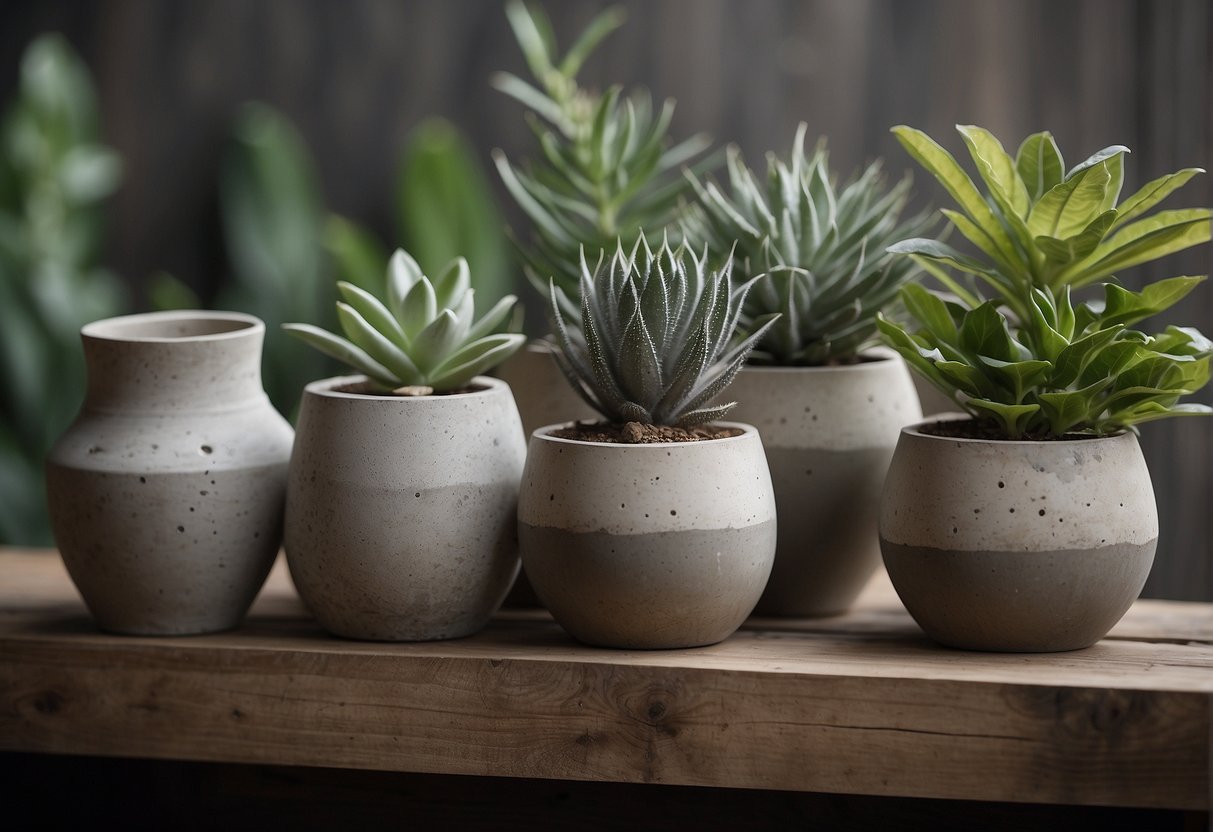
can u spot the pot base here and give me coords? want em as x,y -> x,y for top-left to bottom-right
522,521 -> 776,649
881,539 -> 1156,652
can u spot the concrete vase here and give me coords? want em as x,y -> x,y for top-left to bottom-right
518,422 -> 777,649
725,351 -> 921,616
285,375 -> 526,641
46,310 -> 294,635
879,417 -> 1157,652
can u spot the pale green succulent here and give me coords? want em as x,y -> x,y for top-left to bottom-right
684,123 -> 933,364
285,249 -> 525,393
549,234 -> 777,426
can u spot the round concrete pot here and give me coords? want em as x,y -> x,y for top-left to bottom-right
285,375 -> 526,641
725,350 -> 921,616
879,416 -> 1158,652
46,310 -> 294,635
518,422 -> 777,649
494,339 -> 597,607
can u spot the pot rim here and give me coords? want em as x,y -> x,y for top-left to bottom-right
901,412 -> 1130,446
82,310 -> 263,343
530,420 -> 759,448
303,373 -> 509,401
739,345 -> 898,374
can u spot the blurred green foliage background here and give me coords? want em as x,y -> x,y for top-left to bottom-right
0,34 -> 513,544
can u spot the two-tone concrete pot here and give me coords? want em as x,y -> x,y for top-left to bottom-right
518,423 -> 777,649
46,310 -> 294,635
725,350 -> 921,616
285,375 -> 526,641
879,416 -> 1158,652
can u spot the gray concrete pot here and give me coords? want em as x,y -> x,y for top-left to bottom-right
879,416 -> 1158,652
285,375 -> 526,641
518,422 -> 777,649
725,351 -> 921,616
46,310 -> 294,635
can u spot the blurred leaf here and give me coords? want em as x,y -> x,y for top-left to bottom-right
396,117 -> 512,306
148,271 -> 201,310
324,215 -> 387,294
218,103 -> 332,417
0,32 -> 126,544
58,144 -> 121,203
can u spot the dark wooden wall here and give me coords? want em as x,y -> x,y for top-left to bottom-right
2,0 -> 1211,599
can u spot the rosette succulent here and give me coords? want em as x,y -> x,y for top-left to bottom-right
285,249 -> 525,393
684,123 -> 933,364
878,124 -> 1212,438
548,233 -> 777,426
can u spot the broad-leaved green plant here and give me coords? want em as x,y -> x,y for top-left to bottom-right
878,125 -> 1212,438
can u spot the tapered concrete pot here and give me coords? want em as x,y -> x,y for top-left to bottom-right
725,350 -> 921,616
518,422 -> 777,649
285,375 -> 526,641
879,416 -> 1158,652
46,310 -> 294,635
494,340 -> 597,606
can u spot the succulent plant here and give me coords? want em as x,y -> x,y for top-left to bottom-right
492,1 -> 715,307
878,124 -> 1212,438
549,233 -> 778,426
284,249 -> 525,394
684,123 -> 934,365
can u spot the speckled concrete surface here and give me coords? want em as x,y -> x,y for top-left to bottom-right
285,375 -> 526,641
518,422 -> 776,648
724,351 -> 922,616
46,310 -> 293,635
880,418 -> 1158,651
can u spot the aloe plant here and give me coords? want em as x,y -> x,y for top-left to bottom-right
548,233 -> 777,426
285,249 -> 524,393
685,123 -> 934,365
878,124 -> 1212,438
493,1 -> 715,307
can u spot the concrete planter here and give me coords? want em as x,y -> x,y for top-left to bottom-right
879,417 -> 1158,652
725,351 -> 921,616
285,375 -> 526,641
518,422 -> 776,649
46,310 -> 293,635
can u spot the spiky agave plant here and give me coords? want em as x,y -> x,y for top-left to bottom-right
493,0 -> 715,306
284,249 -> 525,394
684,123 -> 934,365
549,234 -> 778,427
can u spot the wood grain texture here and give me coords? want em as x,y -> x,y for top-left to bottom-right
0,548 -> 1209,809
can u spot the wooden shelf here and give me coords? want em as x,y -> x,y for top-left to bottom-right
1,547 -> 1210,810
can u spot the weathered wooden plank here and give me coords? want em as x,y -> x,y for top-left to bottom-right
0,548 -> 1209,808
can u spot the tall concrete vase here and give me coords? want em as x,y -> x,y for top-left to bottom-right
285,375 -> 526,641
880,417 -> 1157,652
46,310 -> 294,635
